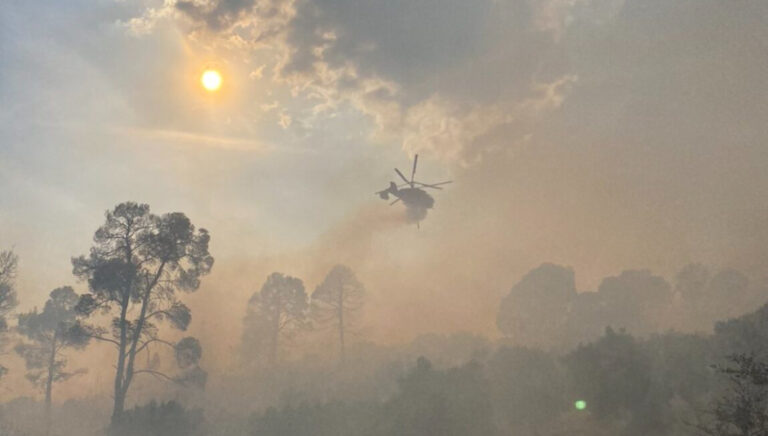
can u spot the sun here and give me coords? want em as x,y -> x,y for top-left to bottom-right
201,69 -> 222,91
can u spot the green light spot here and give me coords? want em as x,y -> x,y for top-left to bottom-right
574,400 -> 587,411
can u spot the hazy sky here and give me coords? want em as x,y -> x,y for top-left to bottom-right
2,0 -> 768,363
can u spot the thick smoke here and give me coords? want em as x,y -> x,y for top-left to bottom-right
3,1 -> 768,435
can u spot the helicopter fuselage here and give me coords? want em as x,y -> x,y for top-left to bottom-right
394,187 -> 434,210
378,183 -> 434,210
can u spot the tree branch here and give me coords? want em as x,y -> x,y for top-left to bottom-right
135,337 -> 175,355
133,368 -> 176,383
84,332 -> 120,347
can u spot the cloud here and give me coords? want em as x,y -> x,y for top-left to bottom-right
157,0 -> 574,160
121,0 -> 179,36
272,0 -> 575,160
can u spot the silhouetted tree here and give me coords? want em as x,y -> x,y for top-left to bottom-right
311,265 -> 365,363
708,270 -> 751,315
71,202 -> 213,423
597,269 -> 672,335
407,332 -> 491,368
644,332 -> 717,406
15,286 -> 90,435
487,346 -> 567,434
674,263 -> 712,330
244,272 -> 309,365
564,328 -> 655,425
497,263 -> 576,348
676,264 -> 712,301
564,290 -> 608,347
694,353 -> 768,436
714,303 -> 768,356
110,400 -> 206,436
250,401 -> 381,436
0,249 -> 19,380
376,357 -> 498,436
676,265 -> 751,332
247,357 -> 497,436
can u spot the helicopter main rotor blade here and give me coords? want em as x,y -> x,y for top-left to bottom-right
410,154 -> 419,187
413,180 -> 453,189
394,168 -> 410,185
390,198 -> 402,206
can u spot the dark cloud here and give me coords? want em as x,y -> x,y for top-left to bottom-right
277,0 -> 568,111
176,0 -> 258,31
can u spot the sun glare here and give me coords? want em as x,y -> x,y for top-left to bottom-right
201,69 -> 222,91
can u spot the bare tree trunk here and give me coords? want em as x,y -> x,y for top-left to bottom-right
44,334 -> 57,436
112,257 -> 165,425
120,282 -> 154,406
112,224 -> 136,426
338,291 -> 345,364
111,297 -> 130,424
270,298 -> 280,366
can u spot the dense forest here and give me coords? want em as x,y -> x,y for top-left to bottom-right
1,202 -> 767,436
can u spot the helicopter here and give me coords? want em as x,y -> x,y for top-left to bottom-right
375,154 -> 452,226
